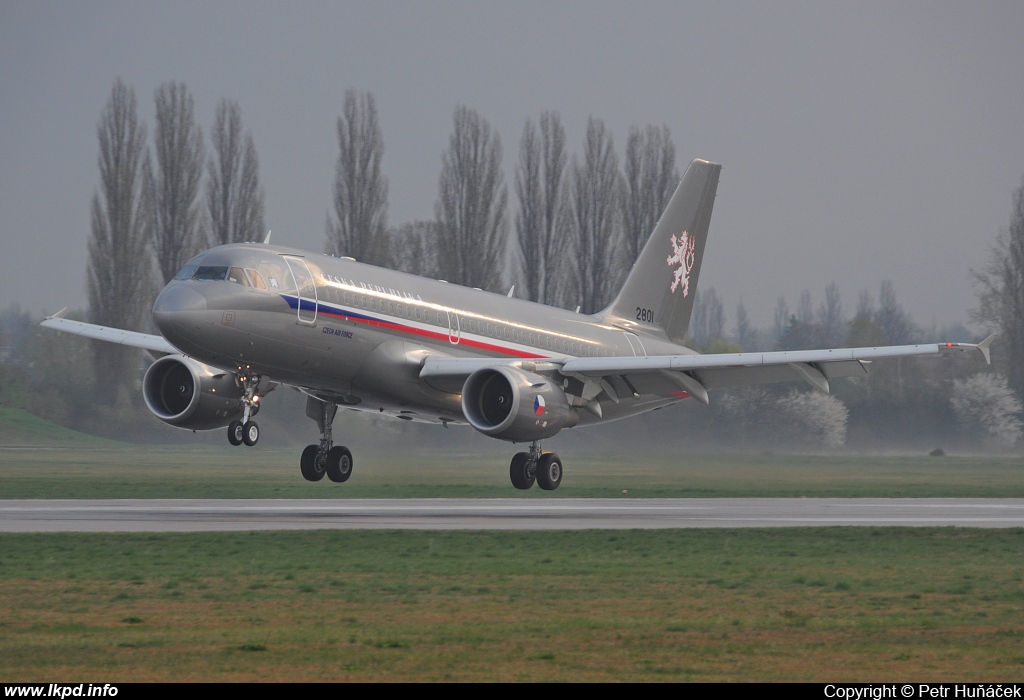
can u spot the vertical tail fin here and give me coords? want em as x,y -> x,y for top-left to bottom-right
601,158 -> 721,344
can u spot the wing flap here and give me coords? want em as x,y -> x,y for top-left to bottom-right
415,338 -> 990,398
561,341 -> 988,377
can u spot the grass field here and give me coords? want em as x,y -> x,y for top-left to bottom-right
2,444 -> 1023,499
3,409 -> 1024,681
1,529 -> 1023,681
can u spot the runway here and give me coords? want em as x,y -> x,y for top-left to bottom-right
2,498 -> 1024,531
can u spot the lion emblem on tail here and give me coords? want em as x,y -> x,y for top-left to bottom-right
667,231 -> 696,296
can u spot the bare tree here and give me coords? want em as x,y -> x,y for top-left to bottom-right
86,79 -> 152,403
797,289 -> 814,325
570,117 -> 624,313
773,296 -> 790,345
973,177 -> 1024,398
326,90 -> 389,266
817,282 -> 846,348
389,220 -> 439,278
689,288 -> 724,349
514,111 -> 570,306
148,82 -> 206,284
207,99 -> 265,245
435,105 -> 508,290
735,300 -> 757,350
622,124 -> 678,264
875,280 -> 917,344
855,289 -> 874,320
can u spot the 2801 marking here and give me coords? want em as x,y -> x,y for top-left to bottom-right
636,307 -> 654,323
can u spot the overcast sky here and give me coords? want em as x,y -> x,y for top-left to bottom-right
2,1 -> 1023,333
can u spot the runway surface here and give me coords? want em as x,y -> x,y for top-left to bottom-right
2,498 -> 1024,531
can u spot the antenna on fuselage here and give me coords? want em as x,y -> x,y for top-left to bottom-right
263,230 -> 272,245
507,285 -> 515,298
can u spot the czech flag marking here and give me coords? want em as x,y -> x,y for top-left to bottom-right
534,395 -> 546,416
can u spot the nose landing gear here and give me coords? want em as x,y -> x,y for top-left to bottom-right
227,369 -> 263,447
509,441 -> 562,491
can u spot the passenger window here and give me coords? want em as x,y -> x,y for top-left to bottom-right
245,269 -> 266,289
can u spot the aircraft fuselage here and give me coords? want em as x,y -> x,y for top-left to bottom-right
153,243 -> 695,427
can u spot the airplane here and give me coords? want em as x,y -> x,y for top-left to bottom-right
41,159 -> 993,490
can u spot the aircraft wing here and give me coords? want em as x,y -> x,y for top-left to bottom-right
40,312 -> 179,355
420,337 -> 994,403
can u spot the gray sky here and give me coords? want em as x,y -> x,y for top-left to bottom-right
2,1 -> 1023,332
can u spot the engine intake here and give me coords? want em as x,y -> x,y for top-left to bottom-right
143,355 -> 244,430
461,366 -> 578,442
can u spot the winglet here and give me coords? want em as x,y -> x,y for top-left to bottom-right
938,334 -> 996,365
263,230 -> 272,245
977,333 -> 996,365
48,307 -> 68,320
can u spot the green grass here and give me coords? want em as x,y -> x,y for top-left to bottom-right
1,529 -> 1023,681
0,407 -> 121,447
1,444 -> 1023,498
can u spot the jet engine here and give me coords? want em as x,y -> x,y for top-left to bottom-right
143,355 -> 244,430
461,366 -> 578,442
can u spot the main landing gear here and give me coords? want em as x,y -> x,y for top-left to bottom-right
227,370 -> 262,447
509,441 -> 562,491
300,397 -> 353,483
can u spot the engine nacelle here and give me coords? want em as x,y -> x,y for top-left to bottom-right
143,355 -> 244,430
461,366 -> 578,442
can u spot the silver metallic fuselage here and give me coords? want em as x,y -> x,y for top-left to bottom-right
152,243 -> 697,427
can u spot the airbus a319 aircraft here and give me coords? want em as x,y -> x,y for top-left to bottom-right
42,159 -> 992,490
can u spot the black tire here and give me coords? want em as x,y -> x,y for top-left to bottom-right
242,420 -> 259,446
300,444 -> 325,482
227,420 -> 244,446
509,452 -> 535,490
536,452 -> 562,491
326,446 -> 353,483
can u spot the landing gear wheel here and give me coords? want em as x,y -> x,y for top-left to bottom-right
536,453 -> 562,491
242,420 -> 259,446
227,420 -> 244,446
326,446 -> 353,483
300,444 -> 325,482
509,452 -> 535,490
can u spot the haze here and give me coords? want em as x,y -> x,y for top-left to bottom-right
2,1 -> 1023,331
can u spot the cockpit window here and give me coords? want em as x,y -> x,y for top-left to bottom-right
245,269 -> 267,290
227,267 -> 250,286
173,264 -> 198,281
192,266 -> 228,281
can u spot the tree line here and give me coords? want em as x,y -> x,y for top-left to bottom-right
4,80 -> 1022,451
325,91 -> 680,315
87,78 -> 265,402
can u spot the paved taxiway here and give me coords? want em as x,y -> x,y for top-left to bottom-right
2,498 -> 1024,531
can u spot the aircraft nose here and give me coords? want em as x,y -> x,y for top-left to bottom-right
153,284 -> 207,314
